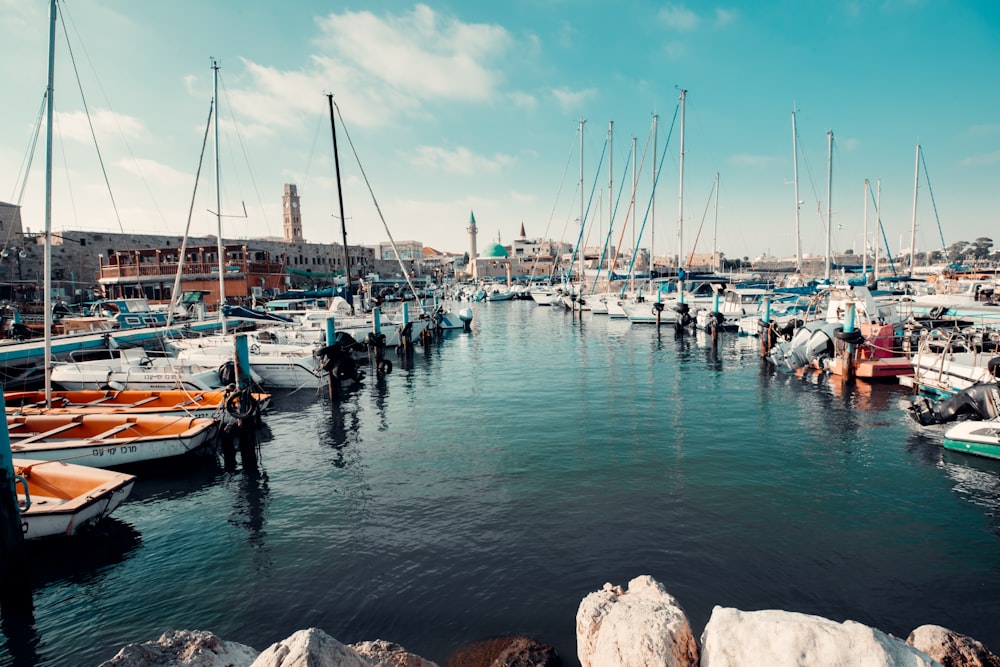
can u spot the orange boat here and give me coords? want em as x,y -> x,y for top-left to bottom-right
4,388 -> 270,420
6,413 -> 218,467
13,458 -> 135,539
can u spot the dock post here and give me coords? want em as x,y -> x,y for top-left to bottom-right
0,393 -> 26,598
325,317 -> 339,398
655,290 -> 662,328
325,317 -> 336,347
711,291 -> 722,342
372,308 -> 389,374
399,303 -> 412,354
760,297 -> 772,358
233,334 -> 258,471
841,302 -> 858,381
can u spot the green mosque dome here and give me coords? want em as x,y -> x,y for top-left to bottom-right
480,242 -> 509,258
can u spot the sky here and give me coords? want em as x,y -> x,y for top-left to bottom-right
0,0 -> 998,263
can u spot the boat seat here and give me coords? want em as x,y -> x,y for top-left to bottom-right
84,396 -> 116,406
86,423 -> 140,441
118,396 -> 160,409
12,422 -> 85,446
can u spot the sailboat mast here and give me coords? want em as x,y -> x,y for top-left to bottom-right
650,114 -> 657,275
712,172 -> 720,273
43,0 -> 56,404
578,118 -> 585,284
328,94 -> 354,314
909,143 -> 920,276
631,135 -> 637,290
677,90 -> 686,272
608,120 -> 613,279
863,179 -> 869,278
212,59 -> 227,335
875,179 -> 881,282
825,130 -> 833,282
791,106 -> 802,273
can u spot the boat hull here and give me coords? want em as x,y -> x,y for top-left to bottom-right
3,389 -> 272,419
14,458 -> 135,539
943,421 -> 1000,460
7,414 -> 218,467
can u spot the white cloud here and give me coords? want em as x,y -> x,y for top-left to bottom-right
966,124 -> 1000,137
116,157 -> 196,188
714,8 -> 738,26
511,191 -> 536,204
663,41 -> 687,60
960,151 -> 1000,167
659,4 -> 700,30
313,4 -> 510,102
553,87 -> 598,112
840,137 -> 862,152
509,91 -> 537,110
54,109 -> 145,145
409,146 -> 514,176
222,5 -> 522,133
729,154 -> 784,167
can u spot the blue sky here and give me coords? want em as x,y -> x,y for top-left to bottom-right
1,1 -> 998,262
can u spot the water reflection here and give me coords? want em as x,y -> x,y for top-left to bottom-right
0,518 -> 141,666
0,589 -> 37,667
24,518 -> 142,588
323,395 -> 362,469
225,468 -> 272,573
940,451 -> 1000,537
904,428 -> 946,467
121,455 -> 225,504
372,372 -> 390,431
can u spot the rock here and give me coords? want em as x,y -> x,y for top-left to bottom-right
352,639 -> 440,666
250,628 -> 369,667
97,629 -> 259,667
907,625 -> 1000,667
701,606 -> 941,666
442,635 -> 560,666
576,575 -> 699,667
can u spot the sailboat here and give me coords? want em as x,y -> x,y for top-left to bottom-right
128,62 -> 328,390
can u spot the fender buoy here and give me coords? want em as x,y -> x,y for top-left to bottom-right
834,328 -> 865,345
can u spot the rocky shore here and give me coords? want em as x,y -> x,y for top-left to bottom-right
98,575 -> 999,667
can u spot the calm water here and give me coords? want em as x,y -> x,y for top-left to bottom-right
3,300 -> 1000,666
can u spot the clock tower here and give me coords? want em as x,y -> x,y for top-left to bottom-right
283,183 -> 304,243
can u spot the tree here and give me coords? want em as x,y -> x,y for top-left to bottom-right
947,241 -> 969,263
970,237 -> 994,260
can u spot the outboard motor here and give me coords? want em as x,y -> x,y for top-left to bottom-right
905,382 -> 1000,426
672,302 -> 691,330
315,340 -> 366,385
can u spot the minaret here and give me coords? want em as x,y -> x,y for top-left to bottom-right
283,184 -> 303,243
519,222 -> 526,240
468,210 -> 478,279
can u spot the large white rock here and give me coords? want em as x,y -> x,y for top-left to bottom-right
576,575 -> 699,667
250,628 -> 370,667
701,607 -> 942,666
97,629 -> 259,667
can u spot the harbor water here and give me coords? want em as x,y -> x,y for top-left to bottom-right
3,300 -> 1000,666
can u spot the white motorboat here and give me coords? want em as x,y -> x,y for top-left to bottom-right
50,348 -> 257,392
